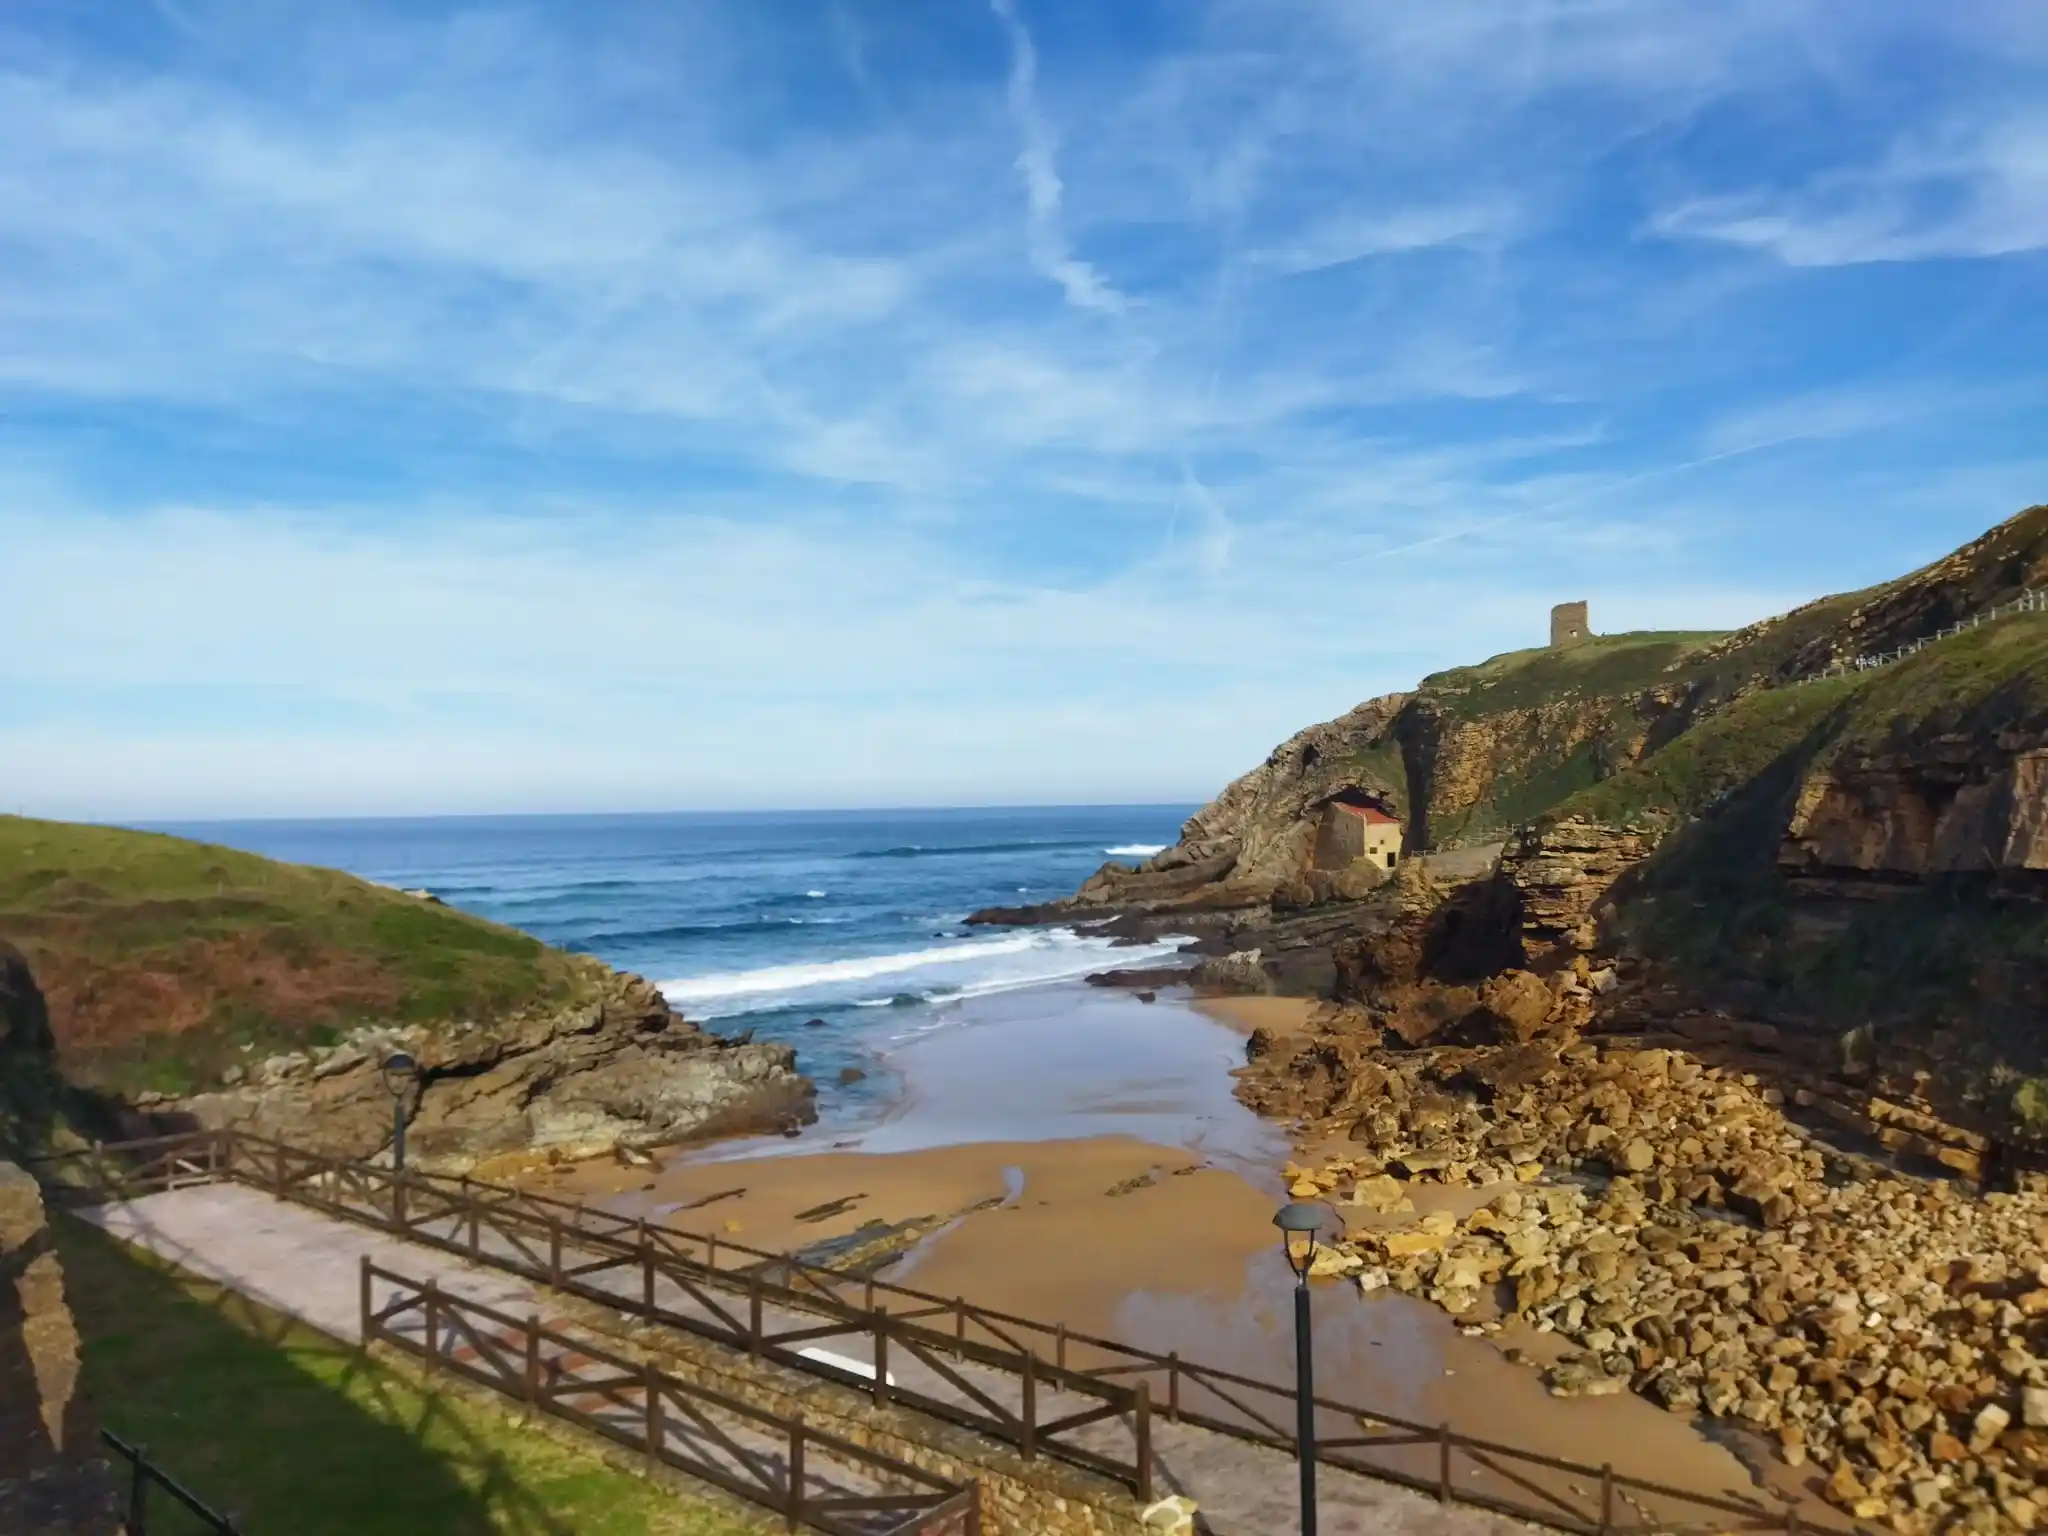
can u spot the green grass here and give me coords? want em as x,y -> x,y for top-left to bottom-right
56,1216 -> 764,1536
1419,630 -> 1726,719
0,816 -> 585,1096
1825,607 -> 2048,753
1549,677 -> 1861,831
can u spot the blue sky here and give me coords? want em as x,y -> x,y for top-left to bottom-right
4,0 -> 2046,819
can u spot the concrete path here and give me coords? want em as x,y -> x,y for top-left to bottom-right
79,1186 -> 960,1535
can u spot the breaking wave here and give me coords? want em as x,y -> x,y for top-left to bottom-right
660,928 -> 1189,1017
1104,844 -> 1166,857
846,840 -> 1095,861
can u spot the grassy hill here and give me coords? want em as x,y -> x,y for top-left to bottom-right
0,816 -> 585,1096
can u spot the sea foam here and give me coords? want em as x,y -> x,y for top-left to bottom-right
1104,844 -> 1167,857
660,928 -> 1188,1016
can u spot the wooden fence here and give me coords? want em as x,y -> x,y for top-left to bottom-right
104,1427 -> 241,1535
41,1130 -> 1857,1536
362,1260 -> 977,1536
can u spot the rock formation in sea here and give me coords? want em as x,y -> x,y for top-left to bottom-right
159,958 -> 815,1170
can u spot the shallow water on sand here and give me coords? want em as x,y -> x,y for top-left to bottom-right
634,986 -> 1812,1520
696,983 -> 1287,1171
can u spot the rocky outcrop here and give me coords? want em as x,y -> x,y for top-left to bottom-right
1497,817 -> 1654,966
1260,1031 -> 2048,1535
0,1161 -> 117,1534
160,960 -> 815,1170
1782,744 -> 2048,877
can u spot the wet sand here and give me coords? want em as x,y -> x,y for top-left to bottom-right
542,985 -> 1794,1514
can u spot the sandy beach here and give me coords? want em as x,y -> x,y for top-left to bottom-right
532,982 -> 1807,1516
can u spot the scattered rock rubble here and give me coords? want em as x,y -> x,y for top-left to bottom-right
1269,1026 -> 2048,1534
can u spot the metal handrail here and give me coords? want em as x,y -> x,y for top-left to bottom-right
103,1428 -> 241,1535
1789,585 -> 2044,686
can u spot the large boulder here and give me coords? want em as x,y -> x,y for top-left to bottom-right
1468,970 -> 1557,1045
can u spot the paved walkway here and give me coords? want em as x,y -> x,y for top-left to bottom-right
80,1188 -> 956,1535
79,1183 -> 1682,1536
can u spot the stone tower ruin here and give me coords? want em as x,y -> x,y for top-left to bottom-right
1550,601 -> 1589,650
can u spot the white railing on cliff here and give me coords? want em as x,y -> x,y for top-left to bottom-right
1791,585 -> 2045,686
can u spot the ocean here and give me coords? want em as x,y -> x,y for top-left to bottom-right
155,806 -> 1198,1128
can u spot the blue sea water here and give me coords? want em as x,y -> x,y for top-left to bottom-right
152,806 -> 1198,1123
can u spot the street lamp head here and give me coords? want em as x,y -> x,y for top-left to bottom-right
380,1051 -> 418,1102
1274,1200 -> 1327,1280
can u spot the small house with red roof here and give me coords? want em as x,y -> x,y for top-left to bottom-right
1310,788 -> 1404,873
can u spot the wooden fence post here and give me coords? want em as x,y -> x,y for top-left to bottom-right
1055,1322 -> 1066,1373
1020,1351 -> 1036,1462
954,1297 -> 966,1359
1438,1423 -> 1452,1503
424,1279 -> 440,1375
1167,1353 -> 1180,1423
1133,1381 -> 1152,1503
873,1308 -> 889,1407
549,1215 -> 564,1289
524,1318 -> 541,1408
272,1141 -> 286,1198
359,1256 -> 373,1341
1599,1463 -> 1614,1535
464,1177 -> 480,1258
785,1414 -> 806,1531
749,1273 -> 764,1359
644,1359 -> 661,1472
642,1225 -> 656,1314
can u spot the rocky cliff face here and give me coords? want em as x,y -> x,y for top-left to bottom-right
1005,504 -> 2048,940
1781,742 -> 2048,877
160,957 -> 814,1170
0,1162 -> 117,1535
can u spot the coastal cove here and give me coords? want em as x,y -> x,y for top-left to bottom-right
118,807 -> 1800,1514
160,806 -> 1198,1128
543,981 -> 1788,1519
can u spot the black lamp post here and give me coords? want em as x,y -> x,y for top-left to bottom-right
1275,1199 -> 1327,1536
381,1051 -> 418,1172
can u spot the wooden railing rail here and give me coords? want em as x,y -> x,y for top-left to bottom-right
361,1259 -> 978,1536
43,1130 -> 1857,1535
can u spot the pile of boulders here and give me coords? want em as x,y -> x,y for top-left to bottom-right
1281,1039 -> 2048,1534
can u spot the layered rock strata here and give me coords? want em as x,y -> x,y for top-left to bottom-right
159,960 -> 815,1170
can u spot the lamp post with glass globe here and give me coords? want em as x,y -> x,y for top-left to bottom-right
1274,1199 -> 1327,1536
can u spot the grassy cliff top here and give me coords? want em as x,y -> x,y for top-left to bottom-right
1550,608 -> 2048,831
0,816 -> 584,1094
1418,631 -> 1728,718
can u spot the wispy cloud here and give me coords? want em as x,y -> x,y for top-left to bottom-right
1,0 -> 2045,815
1654,114 -> 2048,266
1248,199 -> 1521,274
987,0 -> 1126,314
